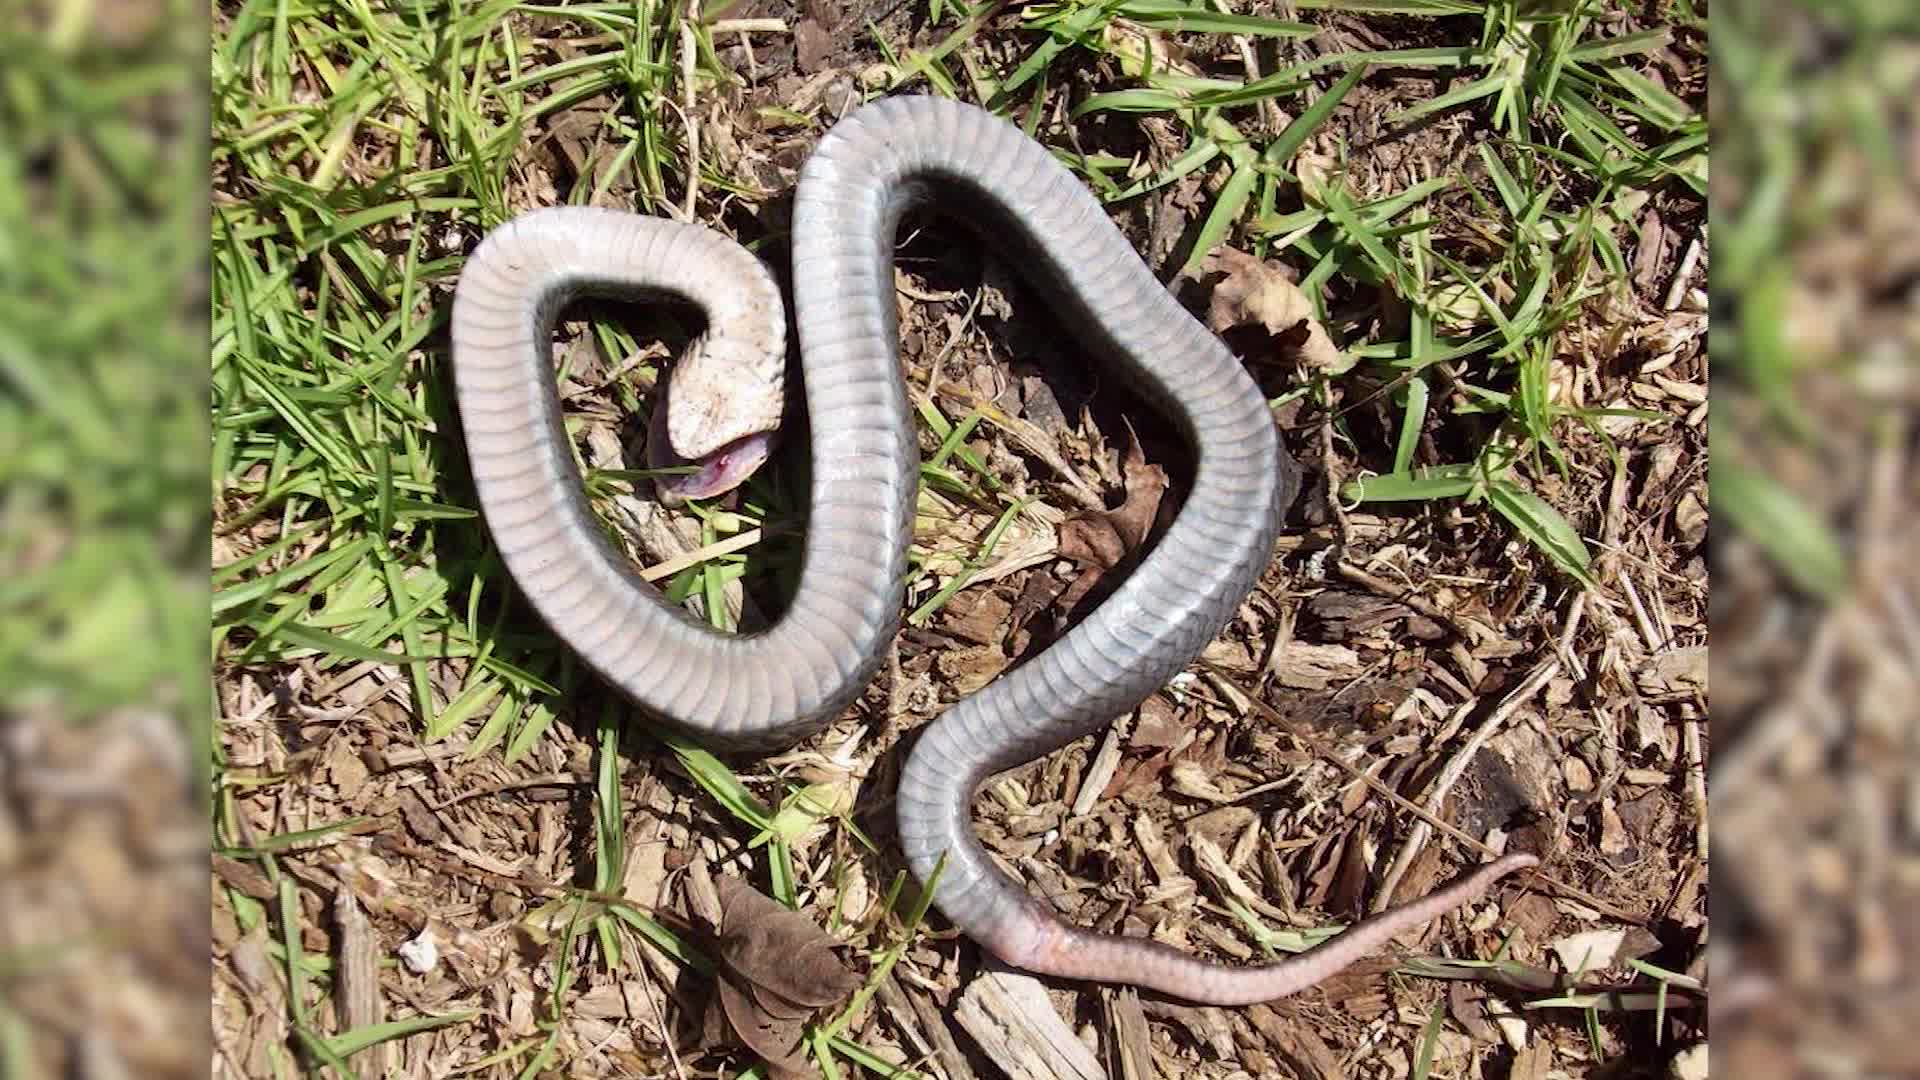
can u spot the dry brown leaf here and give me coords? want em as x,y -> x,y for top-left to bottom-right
714,876 -> 862,1009
1202,247 -> 1344,373
944,589 -> 1013,646
1054,433 -> 1168,613
1510,1038 -> 1555,1080
1107,432 -> 1169,549
716,967 -> 812,1078
1055,516 -> 1126,616
936,641 -> 1013,695
1447,980 -> 1501,1043
1057,516 -> 1127,571
708,876 -> 863,1079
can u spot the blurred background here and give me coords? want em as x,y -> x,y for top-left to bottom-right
0,0 -> 207,1075
0,0 -> 1911,1074
1713,0 -> 1920,1076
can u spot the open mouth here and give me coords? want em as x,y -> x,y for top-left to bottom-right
646,403 -> 775,503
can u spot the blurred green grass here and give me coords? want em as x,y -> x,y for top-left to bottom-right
1714,1 -> 1920,1074
1713,0 -> 1919,599
0,4 -> 210,1076
0,0 -> 206,740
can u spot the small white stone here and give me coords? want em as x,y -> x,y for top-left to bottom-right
1551,928 -> 1629,974
1167,671 -> 1198,702
398,928 -> 439,975
1669,1042 -> 1708,1080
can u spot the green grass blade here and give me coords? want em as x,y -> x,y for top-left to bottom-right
1485,481 -> 1596,588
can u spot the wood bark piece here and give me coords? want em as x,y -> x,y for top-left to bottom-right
880,976 -> 978,1080
1106,987 -> 1157,1080
954,968 -> 1108,1080
332,883 -> 389,1074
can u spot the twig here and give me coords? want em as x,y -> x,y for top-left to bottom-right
1662,231 -> 1703,312
1681,704 -> 1707,860
1333,559 -> 1475,641
709,16 -> 787,32
1218,669 -> 1645,923
427,772 -> 587,812
1373,659 -> 1557,915
640,960 -> 692,1080
679,3 -> 700,219
1319,400 -> 1353,545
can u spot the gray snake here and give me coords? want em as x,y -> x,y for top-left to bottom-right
451,94 -> 1537,1005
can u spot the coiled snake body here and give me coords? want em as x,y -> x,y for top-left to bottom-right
452,95 -> 1535,1005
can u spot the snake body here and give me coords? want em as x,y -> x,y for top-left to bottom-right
452,95 -> 1536,1005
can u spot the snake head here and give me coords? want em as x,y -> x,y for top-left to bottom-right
647,332 -> 785,506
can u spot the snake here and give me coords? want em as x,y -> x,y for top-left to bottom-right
451,94 -> 1538,1006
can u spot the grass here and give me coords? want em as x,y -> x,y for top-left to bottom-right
875,0 -> 1704,589
1710,0 -> 1913,602
210,0 -> 1705,1072
0,5 -> 204,1074
0,1 -> 204,725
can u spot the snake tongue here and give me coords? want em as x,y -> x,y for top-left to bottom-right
647,403 -> 775,504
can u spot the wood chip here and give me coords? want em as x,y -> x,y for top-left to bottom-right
1243,1004 -> 1343,1079
954,969 -> 1108,1080
1138,999 -> 1234,1059
332,883 -> 389,1073
1267,641 -> 1365,690
1107,988 -> 1157,1080
1074,725 -> 1127,817
212,854 -> 276,901
1189,831 -> 1288,923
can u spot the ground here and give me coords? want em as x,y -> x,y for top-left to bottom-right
208,0 -> 1710,1077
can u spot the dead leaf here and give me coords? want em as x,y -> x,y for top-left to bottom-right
1640,645 -> 1707,697
715,877 -> 861,1008
323,736 -> 369,801
1107,433 -> 1168,549
1598,798 -> 1632,856
937,642 -> 1012,695
1447,980 -> 1500,1043
1202,247 -> 1344,373
944,589 -> 1013,646
1675,485 -> 1708,547
1058,516 -> 1127,571
708,876 -> 863,1079
1054,433 -> 1167,613
716,967 -> 812,1078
